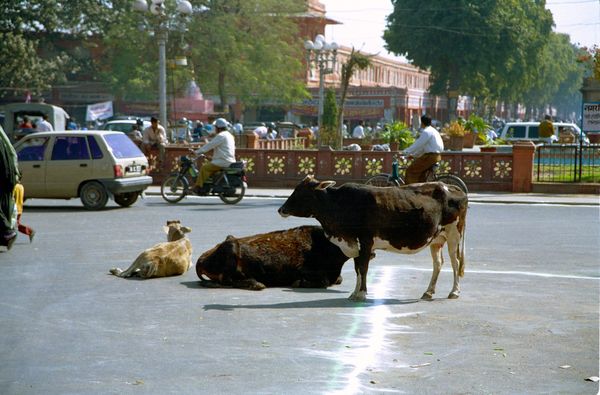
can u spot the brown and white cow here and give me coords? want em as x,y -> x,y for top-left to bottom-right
278,177 -> 468,301
196,226 -> 350,290
109,220 -> 193,278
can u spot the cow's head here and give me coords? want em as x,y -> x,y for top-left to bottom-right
196,235 -> 240,285
163,220 -> 192,242
278,176 -> 335,218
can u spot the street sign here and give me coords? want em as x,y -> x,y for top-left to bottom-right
582,102 -> 600,132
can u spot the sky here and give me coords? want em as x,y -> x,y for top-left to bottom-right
321,0 -> 600,62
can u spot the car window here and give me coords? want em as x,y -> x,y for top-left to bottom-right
105,123 -> 130,133
17,137 -> 49,161
103,133 -> 144,158
51,136 -> 90,160
87,135 -> 104,159
506,126 -> 526,138
528,126 -> 539,138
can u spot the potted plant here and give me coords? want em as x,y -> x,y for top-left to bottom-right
444,120 -> 466,151
463,115 -> 490,148
480,137 -> 508,152
381,121 -> 414,151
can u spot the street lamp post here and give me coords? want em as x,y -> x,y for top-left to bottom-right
305,34 -> 338,147
133,0 -> 192,128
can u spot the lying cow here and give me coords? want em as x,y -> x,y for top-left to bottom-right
196,226 -> 350,290
278,177 -> 468,301
109,220 -> 193,278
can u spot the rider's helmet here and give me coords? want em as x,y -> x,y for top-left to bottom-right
214,118 -> 229,129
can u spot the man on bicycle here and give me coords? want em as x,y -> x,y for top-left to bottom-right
191,118 -> 236,195
403,115 -> 444,184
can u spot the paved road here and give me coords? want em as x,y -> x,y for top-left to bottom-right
0,195 -> 598,394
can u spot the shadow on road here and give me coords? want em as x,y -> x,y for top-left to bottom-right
201,297 -> 420,311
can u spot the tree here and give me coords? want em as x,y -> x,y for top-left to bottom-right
187,0 -> 309,116
320,88 -> 339,148
337,48 -> 371,146
383,0 -> 553,120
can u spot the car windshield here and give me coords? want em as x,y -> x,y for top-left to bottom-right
103,133 -> 144,158
105,123 -> 131,133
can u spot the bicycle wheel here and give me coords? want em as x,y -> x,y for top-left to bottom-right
365,173 -> 401,187
161,174 -> 189,203
436,174 -> 468,194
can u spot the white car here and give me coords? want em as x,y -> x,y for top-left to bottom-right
14,131 -> 152,210
498,122 -> 589,144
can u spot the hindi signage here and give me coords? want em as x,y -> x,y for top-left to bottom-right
582,102 -> 600,132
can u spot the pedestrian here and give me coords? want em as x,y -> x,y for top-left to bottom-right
13,180 -> 35,242
352,120 -> 365,138
142,116 -> 168,166
0,126 -> 19,250
233,120 -> 244,135
19,116 -> 33,129
539,114 -> 555,144
36,114 -> 54,132
403,114 -> 444,184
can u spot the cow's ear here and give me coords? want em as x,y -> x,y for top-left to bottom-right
181,226 -> 192,234
162,226 -> 170,234
225,235 -> 236,241
302,175 -> 314,183
316,180 -> 336,190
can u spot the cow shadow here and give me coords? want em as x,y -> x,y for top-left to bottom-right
201,298 -> 419,311
181,281 -> 420,310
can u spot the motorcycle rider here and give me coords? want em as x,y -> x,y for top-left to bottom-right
191,118 -> 236,195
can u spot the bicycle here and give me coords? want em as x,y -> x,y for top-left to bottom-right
365,154 -> 468,193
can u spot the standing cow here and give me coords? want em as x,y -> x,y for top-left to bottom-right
278,176 -> 468,301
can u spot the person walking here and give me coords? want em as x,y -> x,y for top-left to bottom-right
191,118 -> 236,195
352,120 -> 365,138
403,114 -> 444,184
13,180 -> 35,242
0,127 -> 19,249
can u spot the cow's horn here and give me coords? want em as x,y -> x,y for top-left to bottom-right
316,180 -> 336,190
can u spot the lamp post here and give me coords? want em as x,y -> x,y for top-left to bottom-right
133,0 -> 192,128
304,34 -> 338,147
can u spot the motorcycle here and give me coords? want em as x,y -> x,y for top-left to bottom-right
160,154 -> 247,205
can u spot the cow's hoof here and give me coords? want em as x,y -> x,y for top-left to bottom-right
421,292 -> 433,300
448,292 -> 460,299
349,291 -> 367,302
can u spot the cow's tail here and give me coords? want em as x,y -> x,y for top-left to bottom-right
458,207 -> 467,277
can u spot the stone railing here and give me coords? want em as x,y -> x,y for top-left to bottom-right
146,141 -> 536,192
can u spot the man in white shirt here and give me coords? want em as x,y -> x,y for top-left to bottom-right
192,118 -> 236,195
352,120 -> 365,138
403,115 -> 444,184
36,114 -> 53,132
142,117 -> 168,165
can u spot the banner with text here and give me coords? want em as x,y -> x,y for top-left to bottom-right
582,102 -> 600,132
86,101 -> 113,121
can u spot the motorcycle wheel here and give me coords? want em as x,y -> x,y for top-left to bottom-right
161,174 -> 188,203
219,181 -> 247,205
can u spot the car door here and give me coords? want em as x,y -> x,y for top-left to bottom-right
15,136 -> 51,197
45,135 -> 94,197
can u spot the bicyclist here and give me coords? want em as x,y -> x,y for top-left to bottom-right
191,118 -> 236,195
403,114 -> 444,184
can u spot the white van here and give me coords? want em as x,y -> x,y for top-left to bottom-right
498,122 -> 589,144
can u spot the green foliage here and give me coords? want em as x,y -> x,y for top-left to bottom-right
188,0 -> 308,112
320,88 -> 339,149
463,114 -> 490,142
383,0 -> 553,116
0,32 -> 70,97
338,48 -> 372,127
381,121 -> 414,149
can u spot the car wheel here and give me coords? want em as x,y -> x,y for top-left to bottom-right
80,181 -> 109,210
114,192 -> 139,207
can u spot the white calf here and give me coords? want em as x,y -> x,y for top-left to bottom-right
109,220 -> 193,278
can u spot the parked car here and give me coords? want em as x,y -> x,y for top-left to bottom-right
14,131 -> 153,210
498,122 -> 589,144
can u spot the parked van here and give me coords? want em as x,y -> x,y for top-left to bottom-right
498,122 -> 589,144
2,102 -> 70,143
